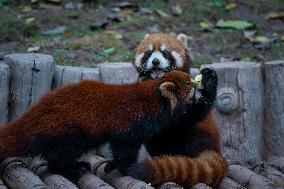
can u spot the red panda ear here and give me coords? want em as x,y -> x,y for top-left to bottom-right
144,33 -> 150,39
159,82 -> 178,111
177,33 -> 188,49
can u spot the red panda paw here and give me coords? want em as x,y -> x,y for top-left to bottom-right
200,68 -> 218,94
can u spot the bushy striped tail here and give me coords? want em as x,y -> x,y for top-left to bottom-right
128,150 -> 228,188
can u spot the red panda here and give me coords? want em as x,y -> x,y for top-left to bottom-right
0,70 -> 196,182
130,33 -> 228,188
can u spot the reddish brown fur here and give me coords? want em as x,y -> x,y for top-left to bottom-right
135,33 -> 190,72
131,33 -> 228,188
139,151 -> 228,188
0,71 -> 194,160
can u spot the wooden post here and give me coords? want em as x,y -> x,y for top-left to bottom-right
52,65 -> 100,89
263,60 -> 284,158
3,53 -> 54,121
98,63 -> 138,84
0,62 -> 9,125
0,158 -> 48,189
201,62 -> 264,164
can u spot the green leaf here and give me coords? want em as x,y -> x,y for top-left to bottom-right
225,3 -> 237,10
216,20 -> 253,30
103,47 -> 115,55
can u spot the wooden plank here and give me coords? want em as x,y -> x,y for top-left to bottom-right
219,177 -> 247,189
228,165 -> 281,189
3,53 -> 55,121
263,60 -> 284,158
52,66 -> 100,89
98,63 -> 138,84
78,173 -> 115,189
201,62 -> 264,164
0,157 -> 48,189
0,62 -> 9,125
81,153 -> 155,189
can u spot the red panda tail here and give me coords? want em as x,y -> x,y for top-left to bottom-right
0,124 -> 27,160
128,150 -> 228,188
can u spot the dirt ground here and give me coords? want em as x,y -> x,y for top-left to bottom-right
0,0 -> 283,67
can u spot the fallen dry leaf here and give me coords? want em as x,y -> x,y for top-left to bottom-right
265,12 -> 284,20
216,19 -> 254,30
25,17 -> 36,25
22,6 -> 32,13
105,30 -> 122,39
155,9 -> 170,18
27,46 -> 40,52
225,3 -> 237,10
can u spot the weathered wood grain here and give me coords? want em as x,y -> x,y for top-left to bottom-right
0,62 -> 9,125
78,173 -> 115,189
219,177 -> 247,189
3,53 -> 54,121
44,175 -> 79,189
228,165 -> 281,189
98,63 -> 138,84
191,183 -> 212,189
52,65 -> 100,89
158,182 -> 184,189
0,158 -> 48,189
252,162 -> 284,186
201,62 -> 264,164
28,156 -> 79,189
81,153 -> 155,189
263,60 -> 284,158
0,179 -> 8,189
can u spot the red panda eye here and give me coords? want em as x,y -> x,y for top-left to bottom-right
162,50 -> 171,57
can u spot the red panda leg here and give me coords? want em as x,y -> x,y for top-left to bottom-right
105,139 -> 141,174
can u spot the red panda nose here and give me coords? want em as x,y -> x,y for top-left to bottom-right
152,58 -> 160,66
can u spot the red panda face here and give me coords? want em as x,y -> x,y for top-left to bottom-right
133,33 -> 190,80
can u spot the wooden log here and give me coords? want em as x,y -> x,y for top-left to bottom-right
191,183 -> 212,189
98,63 -> 138,84
252,162 -> 284,186
263,60 -> 284,158
3,53 -> 55,121
27,156 -> 79,189
0,179 -> 8,189
228,165 -> 281,189
201,62 -> 264,164
44,175 -> 78,189
158,182 -> 184,189
52,65 -> 100,89
78,173 -> 115,189
219,177 -> 247,189
81,153 -> 155,189
267,156 -> 284,173
0,157 -> 48,189
0,62 -> 9,125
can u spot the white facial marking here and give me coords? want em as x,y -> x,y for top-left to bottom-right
148,44 -> 154,51
160,44 -> 167,51
134,53 -> 144,67
171,51 -> 184,68
146,51 -> 169,70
